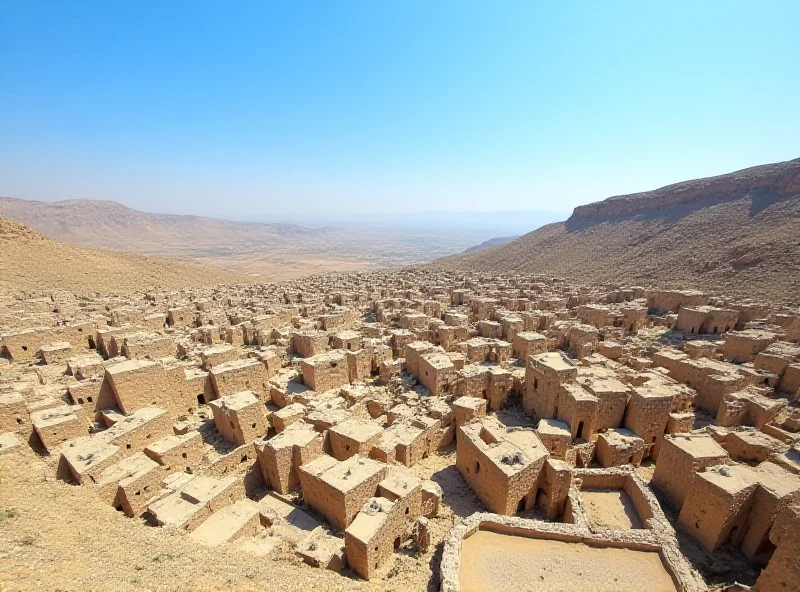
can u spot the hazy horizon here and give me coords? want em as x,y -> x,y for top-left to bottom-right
1,1 -> 798,220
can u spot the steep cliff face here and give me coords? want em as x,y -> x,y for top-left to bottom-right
432,158 -> 800,305
570,158 -> 800,222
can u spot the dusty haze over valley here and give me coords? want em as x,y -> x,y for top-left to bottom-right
0,196 -> 565,280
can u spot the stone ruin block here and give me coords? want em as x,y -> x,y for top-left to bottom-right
419,352 -> 456,396
0,391 -> 31,433
255,422 -> 324,494
68,376 -> 117,419
105,358 -> 196,417
203,442 -> 263,496
225,324 -> 245,346
754,504 -> 800,591
210,358 -> 270,402
456,417 -> 548,515
147,473 -> 245,531
119,333 -> 174,360
344,498 -> 401,580
539,458 -> 572,520
296,528 -> 347,573
453,366 -> 489,399
723,430 -> 788,464
291,330 -> 329,358
535,418 -> 572,459
209,390 -> 267,446
199,343 -> 238,370
378,357 -> 404,383
723,329 -> 777,364
103,406 -> 172,454
60,436 -> 122,485
332,330 -> 362,351
96,326 -> 140,359
167,305 -> 195,328
595,428 -> 645,468
623,385 -> 675,459
740,461 -> 800,563
596,340 -> 623,360
556,382 -> 598,440
486,367 -> 513,411
345,349 -> 372,383
716,389 -> 785,430
345,468 -> 422,580
272,402 -> 306,433
403,341 -> 439,379
299,351 -> 350,393
678,464 -> 759,552
144,431 -> 205,473
298,455 -> 388,530
651,434 -> 729,509
372,417 -> 439,468
67,352 -> 105,379
94,451 -> 163,516
451,396 -> 487,427
189,498 -> 261,547
524,351 -> 577,420
329,417 -> 383,461
578,372 -> 631,431
37,341 -> 72,365
31,405 -> 87,452
1,327 -> 67,362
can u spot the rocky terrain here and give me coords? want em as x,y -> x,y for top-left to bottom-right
461,236 -> 520,254
0,217 -> 247,296
435,158 -> 800,305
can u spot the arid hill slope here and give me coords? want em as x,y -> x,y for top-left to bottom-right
434,158 -> 800,305
462,235 -> 520,254
0,197 -> 482,278
0,197 -> 341,255
0,217 -> 247,295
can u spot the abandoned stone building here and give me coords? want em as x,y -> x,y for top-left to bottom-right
2,270 -> 800,590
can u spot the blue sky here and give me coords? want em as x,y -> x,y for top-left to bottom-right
0,1 -> 798,220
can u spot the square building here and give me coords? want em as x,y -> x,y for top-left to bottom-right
652,434 -> 729,509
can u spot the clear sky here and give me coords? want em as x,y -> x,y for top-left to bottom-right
1,1 -> 798,220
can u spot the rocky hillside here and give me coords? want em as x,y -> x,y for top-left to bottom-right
0,197 -> 489,279
462,235 -> 520,254
0,217 -> 247,295
0,197 -> 342,256
433,158 -> 800,305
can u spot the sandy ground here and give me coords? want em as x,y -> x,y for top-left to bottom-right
192,253 -> 374,281
0,218 -> 247,296
0,448 -> 370,592
0,440 -> 484,592
580,489 -> 643,530
458,530 -> 678,592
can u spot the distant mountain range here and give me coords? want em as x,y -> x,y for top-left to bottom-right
0,196 -> 341,256
0,197 -> 561,280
